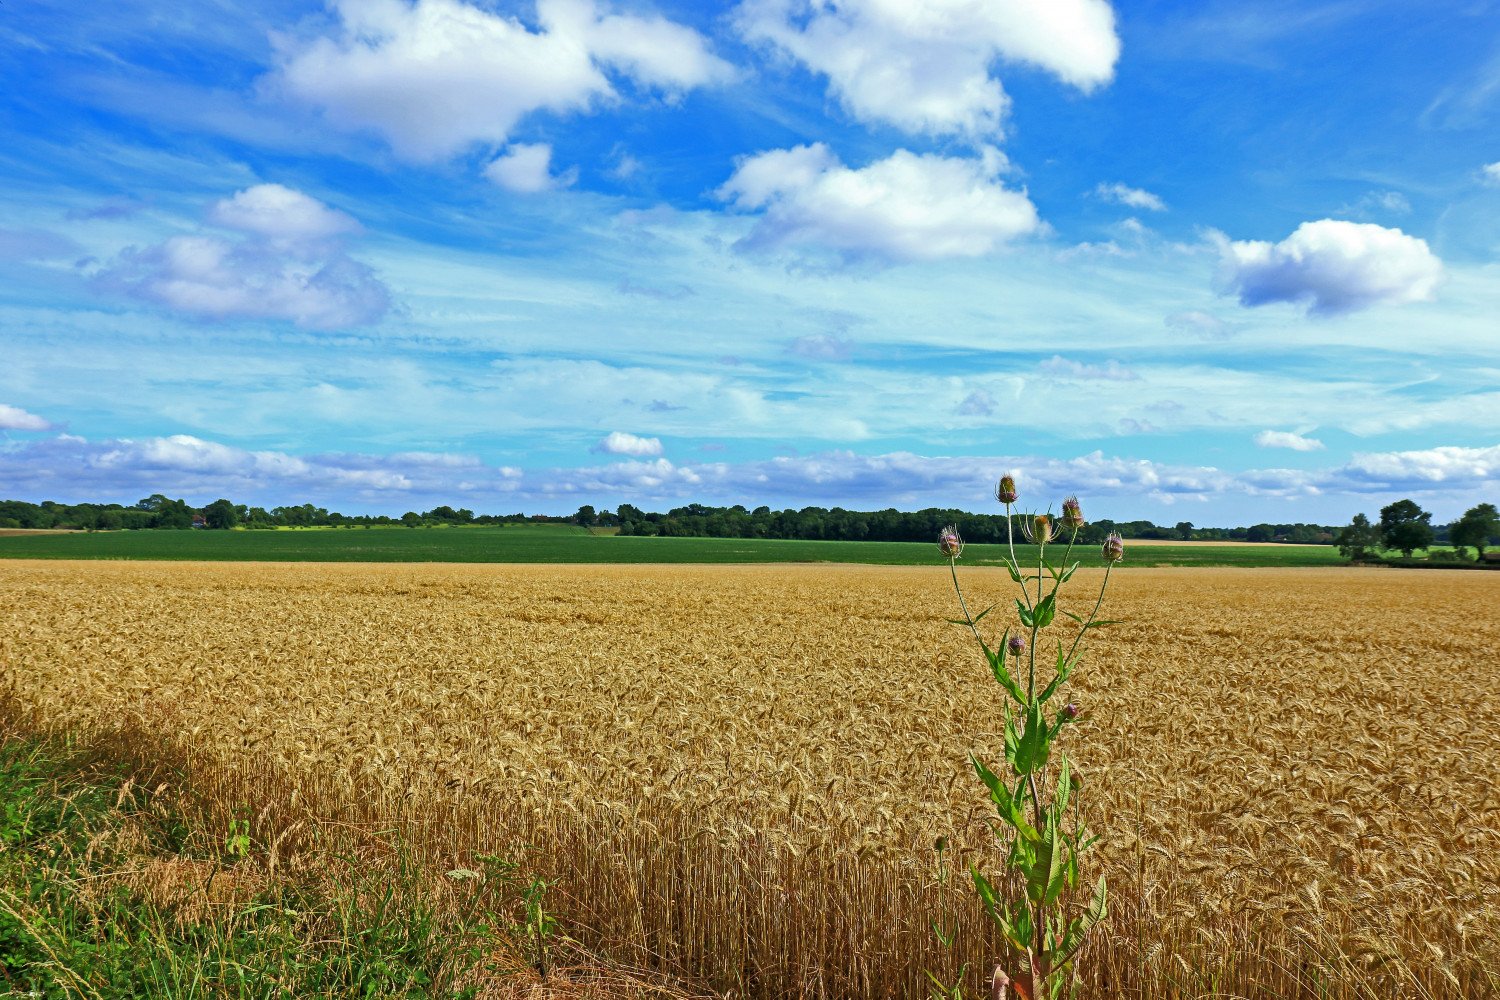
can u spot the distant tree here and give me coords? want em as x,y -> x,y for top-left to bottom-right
575,505 -> 596,531
1245,524 -> 1273,543
1451,502 -> 1498,560
202,498 -> 240,530
1336,513 -> 1381,562
400,511 -> 421,528
1379,499 -> 1434,558
1174,520 -> 1194,541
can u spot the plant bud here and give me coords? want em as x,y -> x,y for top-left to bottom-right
1007,634 -> 1026,657
1102,531 -> 1125,563
995,474 -> 1018,505
938,525 -> 964,559
1033,514 -> 1051,542
1063,702 -> 1080,719
1061,495 -> 1085,531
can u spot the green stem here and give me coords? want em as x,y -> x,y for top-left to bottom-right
1062,561 -> 1115,669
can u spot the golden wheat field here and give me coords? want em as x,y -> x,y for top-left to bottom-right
4,559 -> 1498,998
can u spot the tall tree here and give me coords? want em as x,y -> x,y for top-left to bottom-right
575,505 -> 596,532
202,498 -> 239,530
1336,513 -> 1380,562
1379,499 -> 1434,558
1450,502 -> 1498,560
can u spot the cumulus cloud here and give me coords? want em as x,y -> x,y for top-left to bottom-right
95,184 -> 389,329
1215,219 -> 1442,316
272,0 -> 732,161
1482,162 -> 1500,186
718,144 -> 1039,261
1254,430 -> 1324,451
484,143 -> 575,193
207,183 -> 359,240
591,431 -> 663,456
0,403 -> 51,431
1094,182 -> 1165,211
957,390 -> 996,416
1340,444 -> 1500,486
4,433 -> 1496,513
734,0 -> 1118,139
1039,356 -> 1138,381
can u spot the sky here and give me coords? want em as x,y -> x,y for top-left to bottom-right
1,0 -> 1497,524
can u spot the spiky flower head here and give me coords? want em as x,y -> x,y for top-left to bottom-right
1007,633 -> 1026,657
995,473 -> 1018,506
1060,495 -> 1085,532
938,525 -> 964,559
1102,531 -> 1125,563
1022,512 -> 1061,545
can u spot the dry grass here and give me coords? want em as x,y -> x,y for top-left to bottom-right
3,560 -> 1498,998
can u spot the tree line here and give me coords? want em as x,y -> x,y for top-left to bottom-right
1335,499 -> 1498,563
4,494 -> 1493,558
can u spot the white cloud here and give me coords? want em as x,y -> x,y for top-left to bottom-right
1255,430 -> 1325,451
734,0 -> 1118,139
4,432 -> 1496,517
1094,182 -> 1166,211
957,390 -> 996,416
272,0 -> 732,162
591,431 -> 663,456
207,183 -> 359,240
718,144 -> 1039,261
1483,162 -> 1500,186
0,403 -> 51,431
1340,444 -> 1500,486
484,143 -> 575,193
1216,219 -> 1442,316
95,186 -> 388,329
1039,356 -> 1138,381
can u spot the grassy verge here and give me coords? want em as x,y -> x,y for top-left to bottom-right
0,719 -> 693,1000
0,526 -> 1347,567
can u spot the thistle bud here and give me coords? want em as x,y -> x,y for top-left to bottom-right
1102,531 -> 1125,563
995,474 -> 1018,506
938,525 -> 964,559
1060,495 -> 1085,532
1007,633 -> 1026,657
1063,702 -> 1080,720
1032,514 -> 1051,543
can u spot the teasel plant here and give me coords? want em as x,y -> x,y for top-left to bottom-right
936,476 -> 1124,1000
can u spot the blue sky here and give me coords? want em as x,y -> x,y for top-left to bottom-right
1,0 -> 1497,523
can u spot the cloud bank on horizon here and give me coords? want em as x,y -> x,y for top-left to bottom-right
1,0 -> 1497,523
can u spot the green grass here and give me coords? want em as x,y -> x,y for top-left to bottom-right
0,728 -> 530,999
0,524 -> 1349,567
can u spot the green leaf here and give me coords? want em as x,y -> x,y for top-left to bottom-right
972,602 -> 998,624
1061,609 -> 1085,624
1004,560 -> 1023,584
986,630 -> 1026,704
1015,701 -> 1051,774
971,866 -> 999,917
971,754 -> 1009,808
1016,599 -> 1034,628
1060,561 -> 1079,583
1056,756 -> 1072,815
1044,817 -> 1066,906
1033,594 -> 1056,629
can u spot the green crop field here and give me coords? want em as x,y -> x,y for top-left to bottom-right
0,523 -> 1345,567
